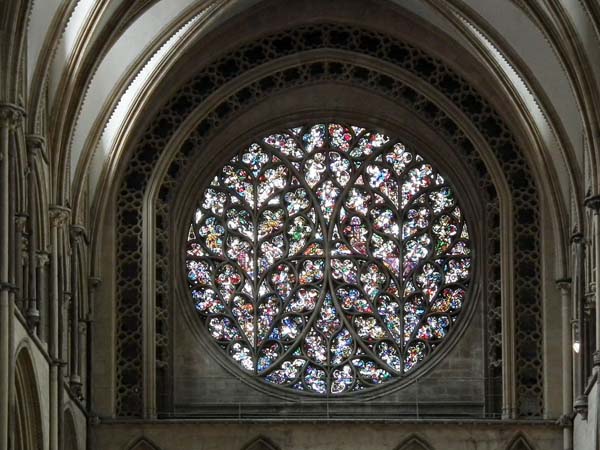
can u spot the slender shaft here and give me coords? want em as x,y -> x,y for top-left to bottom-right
70,227 -> 81,390
595,211 -> 600,358
26,137 -> 42,332
49,205 -> 69,450
584,197 -> 600,365
50,217 -> 59,450
0,109 -> 11,450
557,280 -> 573,450
572,234 -> 585,395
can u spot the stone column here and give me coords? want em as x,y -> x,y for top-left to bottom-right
14,214 -> 27,311
0,103 -> 24,450
584,195 -> 600,369
69,225 -> 86,397
87,277 -> 101,406
25,136 -> 45,333
49,205 -> 70,450
571,232 -> 588,418
557,279 -> 573,450
36,251 -> 50,341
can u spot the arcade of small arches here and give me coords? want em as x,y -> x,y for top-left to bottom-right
1,1 -> 600,450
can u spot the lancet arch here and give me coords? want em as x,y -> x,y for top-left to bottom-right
13,346 -> 43,450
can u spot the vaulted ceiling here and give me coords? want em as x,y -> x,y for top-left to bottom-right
17,0 -> 600,236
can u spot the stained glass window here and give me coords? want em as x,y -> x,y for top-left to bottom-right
185,123 -> 472,395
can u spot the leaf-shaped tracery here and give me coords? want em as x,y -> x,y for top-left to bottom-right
186,123 -> 472,395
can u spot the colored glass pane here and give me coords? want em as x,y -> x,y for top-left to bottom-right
185,123 -> 472,395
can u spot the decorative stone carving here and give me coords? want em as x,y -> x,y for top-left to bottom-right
49,206 -> 71,229
0,103 -> 25,133
593,350 -> 600,367
573,394 -> 588,420
584,194 -> 600,212
36,251 -> 49,268
556,279 -> 572,292
556,412 -> 574,427
25,135 -> 45,153
70,224 -> 88,243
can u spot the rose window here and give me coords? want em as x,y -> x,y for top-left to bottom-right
185,123 -> 472,395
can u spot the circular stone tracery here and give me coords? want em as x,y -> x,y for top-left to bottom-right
185,123 -> 472,395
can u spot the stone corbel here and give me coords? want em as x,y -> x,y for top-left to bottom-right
556,412 -> 574,427
36,251 -> 49,268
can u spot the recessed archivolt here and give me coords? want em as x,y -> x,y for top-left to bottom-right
63,408 -> 81,450
107,23 -> 543,417
153,65 -> 529,412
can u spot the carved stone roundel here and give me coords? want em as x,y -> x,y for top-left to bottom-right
185,123 -> 472,395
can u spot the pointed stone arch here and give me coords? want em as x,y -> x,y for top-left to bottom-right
13,346 -> 43,450
506,433 -> 535,450
395,435 -> 435,450
63,408 -> 81,450
242,436 -> 281,450
125,437 -> 163,450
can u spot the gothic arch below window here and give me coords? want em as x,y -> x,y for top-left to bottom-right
13,346 -> 43,450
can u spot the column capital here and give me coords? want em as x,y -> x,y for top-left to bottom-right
70,224 -> 88,243
556,278 -> 572,291
25,134 -> 45,149
36,251 -> 50,267
571,230 -> 584,244
0,103 -> 25,129
89,277 -> 102,290
15,213 -> 28,231
49,205 -> 71,228
584,194 -> 600,212
0,282 -> 17,292
26,134 -> 48,162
